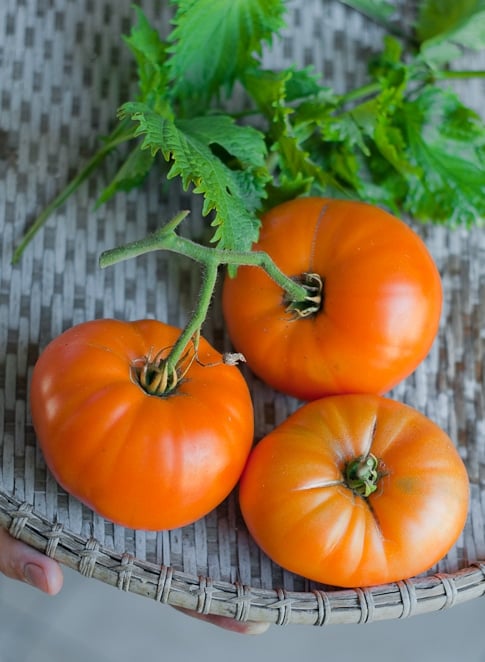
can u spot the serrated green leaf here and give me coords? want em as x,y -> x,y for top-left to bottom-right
300,109 -> 368,192
167,0 -> 286,107
329,115 -> 369,152
119,102 -> 266,250
372,119 -> 417,177
263,175 -> 315,210
96,141 -> 155,206
367,35 -> 406,82
274,132 -> 332,190
349,54 -> 417,178
244,66 -> 337,119
284,66 -> 323,102
123,7 -> 169,105
242,68 -> 291,119
243,67 -> 341,200
338,0 -> 396,23
400,87 -> 485,224
176,115 -> 270,214
416,0 -> 485,42
175,115 -> 267,168
417,0 -> 485,62
417,42 -> 463,64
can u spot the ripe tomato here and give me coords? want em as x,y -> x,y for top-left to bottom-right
239,394 -> 469,588
222,197 -> 442,400
30,319 -> 254,531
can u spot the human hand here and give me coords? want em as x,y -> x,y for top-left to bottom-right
174,606 -> 270,635
0,527 -> 268,632
0,526 -> 64,595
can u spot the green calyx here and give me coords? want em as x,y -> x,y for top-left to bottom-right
345,454 -> 380,498
133,350 -> 182,397
284,272 -> 324,319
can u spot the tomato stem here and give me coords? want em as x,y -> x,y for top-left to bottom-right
345,454 -> 379,498
165,262 -> 219,374
134,341 -> 197,396
100,211 -> 307,301
284,273 -> 323,319
99,210 -> 309,371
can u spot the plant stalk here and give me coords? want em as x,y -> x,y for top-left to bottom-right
99,213 -> 308,303
99,211 -> 310,372
435,69 -> 485,80
338,68 -> 485,109
165,262 -> 219,374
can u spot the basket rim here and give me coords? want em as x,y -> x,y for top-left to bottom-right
1,489 -> 483,626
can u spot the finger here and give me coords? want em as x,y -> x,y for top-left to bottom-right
0,527 -> 64,595
174,606 -> 270,635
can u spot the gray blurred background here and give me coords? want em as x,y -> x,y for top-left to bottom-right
1,568 -> 485,661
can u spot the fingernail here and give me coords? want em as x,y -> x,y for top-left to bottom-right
24,563 -> 49,592
239,622 -> 271,635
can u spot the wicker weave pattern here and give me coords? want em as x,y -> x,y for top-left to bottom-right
2,489 -> 485,626
1,0 -> 485,624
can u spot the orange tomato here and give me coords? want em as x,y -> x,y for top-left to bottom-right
239,394 -> 469,587
30,319 -> 254,530
222,197 -> 443,400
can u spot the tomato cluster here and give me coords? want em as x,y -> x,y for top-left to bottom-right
30,197 -> 469,589
223,198 -> 468,588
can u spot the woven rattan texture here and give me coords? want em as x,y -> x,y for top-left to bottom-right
1,0 -> 485,624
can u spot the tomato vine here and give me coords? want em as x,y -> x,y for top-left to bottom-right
99,209 -> 310,374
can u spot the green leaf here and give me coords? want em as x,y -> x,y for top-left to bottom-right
243,67 -> 341,200
352,76 -> 418,178
348,45 -> 418,180
338,0 -> 396,23
400,87 -> 485,224
416,0 -> 485,42
242,67 -> 291,119
372,118 -> 416,177
283,66 -> 323,102
167,0 -> 286,107
96,141 -> 155,206
176,115 -> 270,214
263,175 -> 315,210
342,40 -> 485,224
367,34 -> 405,80
123,7 -> 169,105
119,103 -> 267,250
175,115 -> 267,169
416,0 -> 485,62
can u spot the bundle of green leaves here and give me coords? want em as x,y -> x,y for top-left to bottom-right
14,0 -> 485,263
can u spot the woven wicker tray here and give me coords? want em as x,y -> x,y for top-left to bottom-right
1,0 -> 485,626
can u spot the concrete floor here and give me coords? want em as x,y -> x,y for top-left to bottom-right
1,565 -> 485,662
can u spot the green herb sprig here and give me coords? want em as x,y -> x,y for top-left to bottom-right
12,0 -> 485,264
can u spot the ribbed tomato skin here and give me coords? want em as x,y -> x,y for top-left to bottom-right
30,319 -> 254,531
223,197 -> 442,400
239,394 -> 469,588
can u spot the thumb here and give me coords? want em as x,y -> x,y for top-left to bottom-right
0,527 -> 64,595
174,606 -> 270,635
